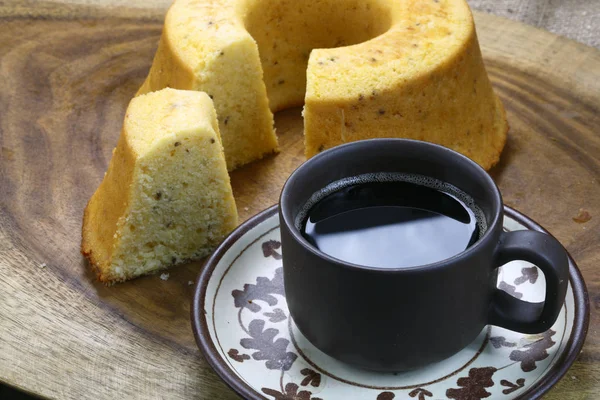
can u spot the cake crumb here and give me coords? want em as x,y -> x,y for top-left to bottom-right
188,281 -> 194,286
160,273 -> 170,281
573,208 -> 591,223
244,207 -> 249,211
39,262 -> 47,269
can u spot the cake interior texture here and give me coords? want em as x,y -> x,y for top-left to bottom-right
82,89 -> 238,283
138,0 -> 506,171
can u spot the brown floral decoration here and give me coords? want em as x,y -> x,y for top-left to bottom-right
262,383 -> 323,400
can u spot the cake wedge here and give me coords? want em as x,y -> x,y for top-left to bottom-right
82,88 -> 238,284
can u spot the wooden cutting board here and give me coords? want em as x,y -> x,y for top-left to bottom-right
0,2 -> 598,399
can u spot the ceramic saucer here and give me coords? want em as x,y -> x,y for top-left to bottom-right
192,205 -> 589,400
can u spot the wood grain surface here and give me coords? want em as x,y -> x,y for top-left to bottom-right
0,2 -> 598,399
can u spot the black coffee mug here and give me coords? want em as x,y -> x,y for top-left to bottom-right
279,139 -> 569,372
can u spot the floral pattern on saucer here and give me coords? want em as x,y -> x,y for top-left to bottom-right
198,209 -> 583,400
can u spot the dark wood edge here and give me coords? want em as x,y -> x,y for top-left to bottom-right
191,204 -> 590,400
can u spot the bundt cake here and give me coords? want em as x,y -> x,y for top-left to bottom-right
82,88 -> 238,283
138,0 -> 506,170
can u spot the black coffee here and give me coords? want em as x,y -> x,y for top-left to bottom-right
299,174 -> 485,269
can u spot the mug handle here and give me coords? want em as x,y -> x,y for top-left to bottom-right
489,230 -> 569,334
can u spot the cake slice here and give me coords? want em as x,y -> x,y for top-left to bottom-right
136,7 -> 279,171
82,88 -> 238,284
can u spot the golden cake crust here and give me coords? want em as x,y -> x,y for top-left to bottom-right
139,0 -> 507,170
